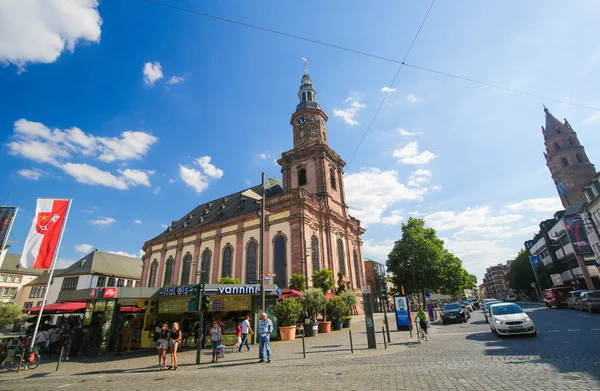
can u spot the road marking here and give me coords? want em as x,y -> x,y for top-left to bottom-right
591,328 -> 600,331
567,329 -> 580,332
97,375 -> 106,379
57,385 -> 71,389
433,332 -> 486,336
547,330 -> 560,333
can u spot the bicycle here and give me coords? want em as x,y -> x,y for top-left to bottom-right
1,347 -> 40,371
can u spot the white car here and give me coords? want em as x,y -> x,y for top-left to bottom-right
488,303 -> 536,337
505,293 -> 517,302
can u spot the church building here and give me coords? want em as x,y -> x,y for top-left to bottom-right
140,71 -> 366,293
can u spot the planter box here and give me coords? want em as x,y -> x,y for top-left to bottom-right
332,320 -> 343,331
303,323 -> 319,337
343,318 -> 351,328
279,326 -> 296,341
318,321 -> 331,333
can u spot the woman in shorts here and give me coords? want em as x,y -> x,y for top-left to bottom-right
157,323 -> 170,370
169,322 -> 182,370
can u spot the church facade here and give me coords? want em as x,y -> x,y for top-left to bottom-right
140,71 -> 366,293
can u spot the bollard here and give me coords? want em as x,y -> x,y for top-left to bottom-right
349,329 -> 354,354
56,344 -> 64,372
301,331 -> 306,359
381,326 -> 387,349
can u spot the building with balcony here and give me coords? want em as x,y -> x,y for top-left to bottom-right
583,173 -> 600,265
0,253 -> 44,311
483,264 -> 508,300
364,258 -> 387,312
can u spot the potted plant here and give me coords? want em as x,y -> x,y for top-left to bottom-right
312,269 -> 335,333
327,297 -> 349,331
289,273 -> 307,291
274,298 -> 303,341
340,291 -> 357,328
300,288 -> 325,337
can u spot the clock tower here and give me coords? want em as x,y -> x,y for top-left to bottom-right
278,70 -> 349,218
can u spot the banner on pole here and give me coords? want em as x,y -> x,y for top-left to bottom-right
20,199 -> 71,269
0,206 -> 18,252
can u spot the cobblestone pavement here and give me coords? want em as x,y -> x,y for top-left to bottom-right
1,303 -> 599,390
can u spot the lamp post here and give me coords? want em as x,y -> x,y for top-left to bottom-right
260,172 -> 266,314
195,269 -> 206,365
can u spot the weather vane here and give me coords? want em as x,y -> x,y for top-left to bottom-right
302,57 -> 308,74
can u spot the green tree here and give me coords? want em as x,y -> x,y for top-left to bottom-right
438,250 -> 469,298
387,218 -> 444,296
507,249 -> 539,296
274,298 -> 303,326
217,276 -> 241,284
289,273 -> 306,291
312,269 -> 335,294
0,303 -> 23,328
300,288 -> 326,323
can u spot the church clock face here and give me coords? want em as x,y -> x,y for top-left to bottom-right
295,114 -> 307,126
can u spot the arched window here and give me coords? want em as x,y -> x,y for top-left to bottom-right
569,138 -> 574,145
311,235 -> 320,271
337,239 -> 346,276
576,154 -> 583,163
200,250 -> 211,284
246,241 -> 258,282
556,129 -> 561,134
330,168 -> 337,190
222,246 -> 233,277
181,253 -> 192,286
554,143 -> 560,150
148,260 -> 158,288
353,250 -> 361,289
274,236 -> 287,288
561,157 -> 569,168
298,168 -> 307,186
163,257 -> 175,286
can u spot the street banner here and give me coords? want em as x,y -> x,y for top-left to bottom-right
20,199 -> 71,269
394,295 -> 411,331
564,217 -> 593,255
529,255 -> 540,275
0,206 -> 18,251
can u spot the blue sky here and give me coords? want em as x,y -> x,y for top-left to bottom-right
1,1 -> 600,281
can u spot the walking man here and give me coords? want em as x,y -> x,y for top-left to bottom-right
257,312 -> 272,363
239,316 -> 253,352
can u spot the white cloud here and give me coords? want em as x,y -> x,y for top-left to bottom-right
75,243 -> 94,254
153,186 -> 161,195
407,169 -> 432,187
179,164 -> 209,193
453,224 -> 539,241
582,112 -> 600,126
143,61 -> 163,86
406,94 -> 420,104
380,210 -> 404,225
381,87 -> 397,93
431,185 -> 442,191
398,128 -> 416,137
168,178 -> 176,183
161,224 -> 169,229
82,209 -> 94,214
89,216 -> 116,226
96,131 -> 158,163
392,141 -> 437,165
18,168 -> 44,180
107,250 -> 137,258
503,197 -> 563,213
345,168 -> 427,225
425,206 -> 523,232
333,97 -> 366,126
166,76 -> 184,85
134,219 -> 142,224
259,153 -> 272,160
62,163 -> 128,189
0,0 -> 102,69
195,156 -> 223,178
138,249 -> 145,258
443,237 -> 516,277
362,239 -> 395,262
118,168 -> 154,187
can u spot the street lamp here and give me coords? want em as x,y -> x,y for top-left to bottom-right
194,268 -> 206,364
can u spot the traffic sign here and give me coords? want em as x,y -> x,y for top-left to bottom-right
264,276 -> 271,281
248,279 -> 260,284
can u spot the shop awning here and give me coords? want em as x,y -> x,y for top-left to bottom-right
26,302 -> 87,315
120,306 -> 145,313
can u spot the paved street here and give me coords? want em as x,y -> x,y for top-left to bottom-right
1,303 -> 599,390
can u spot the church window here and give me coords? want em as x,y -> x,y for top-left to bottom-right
302,92 -> 307,102
569,138 -> 574,145
164,257 -> 174,286
576,154 -> 583,163
311,236 -> 320,271
181,253 -> 192,285
274,236 -> 287,288
311,128 -> 317,136
200,250 -> 211,283
246,241 -> 258,282
337,239 -> 346,276
148,260 -> 158,288
299,130 -> 304,138
222,246 -> 233,277
561,157 -> 569,168
298,168 -> 307,186
330,168 -> 337,190
307,92 -> 313,101
554,143 -> 560,150
353,249 -> 361,289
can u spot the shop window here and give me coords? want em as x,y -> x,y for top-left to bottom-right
561,157 -> 569,167
164,257 -> 175,286
337,239 -> 346,276
330,168 -> 337,190
311,235 -> 320,271
117,279 -> 124,287
274,236 -> 287,288
23,302 -> 33,309
37,301 -> 43,307
126,280 -> 133,287
353,249 -> 361,289
298,168 -> 307,186
107,277 -> 116,287
200,250 -> 211,284
246,241 -> 258,282
148,260 -> 158,287
97,276 -> 106,287
181,253 -> 192,286
222,246 -> 233,278
61,276 -> 79,292
29,286 -> 46,298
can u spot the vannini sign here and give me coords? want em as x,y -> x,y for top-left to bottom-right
218,285 -> 259,294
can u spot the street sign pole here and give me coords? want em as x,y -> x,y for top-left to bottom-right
362,286 -> 376,349
260,172 -> 266,314
195,282 -> 205,364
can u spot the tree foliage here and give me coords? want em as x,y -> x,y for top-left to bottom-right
274,297 -> 303,326
289,273 -> 306,291
0,303 -> 23,328
217,276 -> 240,284
312,269 -> 335,294
300,288 -> 326,323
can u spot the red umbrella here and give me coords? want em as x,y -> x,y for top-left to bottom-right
27,302 -> 86,315
278,289 -> 302,300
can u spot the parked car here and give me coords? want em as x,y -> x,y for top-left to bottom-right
488,302 -> 536,337
471,299 -> 480,309
543,286 -> 573,308
484,300 -> 501,321
442,303 -> 468,324
566,290 -> 586,310
505,293 -> 517,302
577,291 -> 600,312
461,304 -> 471,319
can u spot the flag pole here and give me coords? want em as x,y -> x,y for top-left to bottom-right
29,199 -> 73,352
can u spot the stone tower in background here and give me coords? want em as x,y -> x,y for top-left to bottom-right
542,107 -> 597,207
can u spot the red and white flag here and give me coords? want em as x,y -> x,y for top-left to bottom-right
20,199 -> 71,269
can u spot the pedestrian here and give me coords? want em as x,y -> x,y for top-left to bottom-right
169,322 -> 182,370
238,316 -> 253,352
235,322 -> 242,350
35,329 -> 49,353
48,328 -> 60,358
210,321 -> 221,363
157,323 -> 170,370
63,330 -> 74,361
257,312 -> 273,363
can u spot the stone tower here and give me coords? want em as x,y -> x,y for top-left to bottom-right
542,106 -> 596,207
278,70 -> 349,218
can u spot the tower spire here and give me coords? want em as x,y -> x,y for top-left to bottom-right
302,57 -> 308,74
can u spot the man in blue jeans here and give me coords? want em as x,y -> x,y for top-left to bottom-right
239,316 -> 253,352
257,312 -> 273,363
